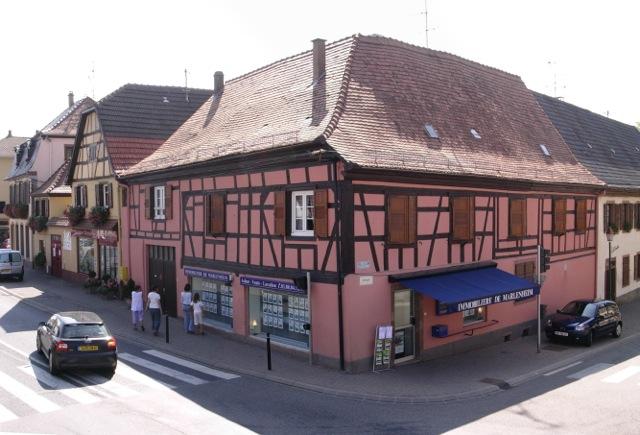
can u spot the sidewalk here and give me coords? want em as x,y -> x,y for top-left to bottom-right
4,269 -> 640,404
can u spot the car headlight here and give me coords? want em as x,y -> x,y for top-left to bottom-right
575,323 -> 586,331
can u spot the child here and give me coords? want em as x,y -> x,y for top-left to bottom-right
191,292 -> 204,335
130,285 -> 145,331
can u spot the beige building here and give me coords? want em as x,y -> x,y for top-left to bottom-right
0,130 -> 29,243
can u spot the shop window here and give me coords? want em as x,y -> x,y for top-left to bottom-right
207,193 -> 226,235
463,306 -> 486,325
450,196 -> 473,242
623,203 -> 633,232
553,198 -> 566,235
291,191 -> 315,236
78,237 -> 94,275
575,199 -> 587,233
387,194 -> 417,245
192,277 -> 233,328
509,198 -> 526,238
99,244 -> 118,280
622,255 -> 630,287
248,287 -> 309,347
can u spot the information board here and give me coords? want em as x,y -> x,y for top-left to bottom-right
372,325 -> 393,372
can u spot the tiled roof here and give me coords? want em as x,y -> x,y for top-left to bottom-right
32,159 -> 71,196
94,84 -> 212,174
0,133 -> 29,158
41,98 -> 95,136
125,35 -> 602,187
535,92 -> 640,189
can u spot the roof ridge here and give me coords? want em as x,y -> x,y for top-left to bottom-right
97,83 -> 212,107
41,97 -> 93,133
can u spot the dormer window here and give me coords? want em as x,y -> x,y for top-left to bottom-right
424,124 -> 439,139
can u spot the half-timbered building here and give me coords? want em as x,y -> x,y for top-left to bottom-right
536,92 -> 640,304
62,84 -> 211,282
122,35 -> 603,371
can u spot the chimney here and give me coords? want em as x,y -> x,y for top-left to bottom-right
214,71 -> 224,95
312,38 -> 326,83
68,91 -> 74,108
6,130 -> 11,138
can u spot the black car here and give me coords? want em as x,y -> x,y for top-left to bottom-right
545,299 -> 622,346
36,311 -> 118,375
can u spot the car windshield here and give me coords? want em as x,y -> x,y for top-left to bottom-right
0,253 -> 9,262
61,324 -> 109,339
559,301 -> 596,317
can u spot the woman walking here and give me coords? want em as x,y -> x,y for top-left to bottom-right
146,286 -> 162,336
131,285 -> 145,331
181,284 -> 194,333
191,292 -> 204,335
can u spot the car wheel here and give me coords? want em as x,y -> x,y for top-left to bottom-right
48,352 -> 59,375
613,322 -> 622,338
584,330 -> 593,347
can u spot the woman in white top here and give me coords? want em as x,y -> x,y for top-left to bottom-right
191,292 -> 204,335
181,284 -> 194,334
130,285 -> 145,331
146,287 -> 162,336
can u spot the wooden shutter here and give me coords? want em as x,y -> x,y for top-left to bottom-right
553,199 -> 566,235
209,193 -> 225,235
635,254 -> 639,280
44,200 -> 49,218
575,199 -> 587,233
623,255 -> 630,287
164,185 -> 172,220
387,195 -> 408,244
624,203 -> 633,231
82,185 -> 88,208
614,204 -> 622,230
635,204 -> 640,229
106,183 -> 113,208
452,196 -> 474,241
407,195 -> 417,244
273,191 -> 286,236
314,189 -> 328,238
144,186 -> 152,219
515,263 -> 525,278
95,184 -> 102,207
509,198 -> 526,238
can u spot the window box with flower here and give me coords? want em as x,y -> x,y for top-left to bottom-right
89,206 -> 110,226
65,206 -> 85,226
28,216 -> 48,232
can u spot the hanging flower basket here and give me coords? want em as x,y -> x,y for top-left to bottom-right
89,206 -> 110,226
6,203 -> 28,219
3,204 -> 14,218
65,206 -> 85,226
28,216 -> 48,232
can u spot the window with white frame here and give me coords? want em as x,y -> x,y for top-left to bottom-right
463,306 -> 486,325
154,185 -> 165,219
291,191 -> 314,236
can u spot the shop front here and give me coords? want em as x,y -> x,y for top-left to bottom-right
243,276 -> 310,349
184,267 -> 234,330
72,223 -> 119,279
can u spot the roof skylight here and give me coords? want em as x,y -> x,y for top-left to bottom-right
470,129 -> 481,139
539,144 -> 551,157
424,124 -> 439,139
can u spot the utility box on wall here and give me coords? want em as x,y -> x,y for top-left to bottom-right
432,324 -> 448,338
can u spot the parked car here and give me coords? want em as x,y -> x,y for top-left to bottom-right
36,311 -> 118,376
0,249 -> 24,281
545,299 -> 622,346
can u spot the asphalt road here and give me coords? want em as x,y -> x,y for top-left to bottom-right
1,285 -> 639,434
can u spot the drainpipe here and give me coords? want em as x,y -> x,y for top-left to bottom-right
333,159 -> 345,371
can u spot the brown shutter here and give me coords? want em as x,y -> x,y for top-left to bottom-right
525,261 -> 535,281
554,199 -> 566,235
387,195 -> 408,244
164,185 -> 173,220
314,189 -> 328,238
144,186 -> 152,219
623,256 -> 630,287
510,198 -> 526,238
575,199 -> 587,232
452,196 -> 473,241
107,183 -> 113,208
515,263 -> 525,278
616,204 -> 622,230
82,185 -> 88,208
273,191 -> 286,236
210,193 -> 225,235
407,195 -> 417,244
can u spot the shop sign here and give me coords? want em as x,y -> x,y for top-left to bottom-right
437,288 -> 537,315
63,231 -> 72,251
240,276 -> 306,294
184,267 -> 232,283
95,229 -> 118,244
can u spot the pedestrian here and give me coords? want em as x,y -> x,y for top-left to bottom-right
181,283 -> 194,334
191,292 -> 204,335
146,286 -> 162,336
130,285 -> 145,331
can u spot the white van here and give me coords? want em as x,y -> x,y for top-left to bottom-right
0,249 -> 24,281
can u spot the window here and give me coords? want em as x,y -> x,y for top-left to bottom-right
635,204 -> 640,230
463,306 -> 486,325
77,237 -> 94,275
553,198 -> 566,235
451,196 -> 474,242
96,183 -> 112,208
634,253 -> 640,281
387,194 -> 417,244
509,198 -> 527,238
623,203 -> 633,232
539,144 -> 551,157
120,187 -> 128,207
291,191 -> 315,236
575,199 -> 587,233
424,124 -> 439,139
154,186 -> 165,219
515,261 -> 536,282
604,203 -> 621,233
88,143 -> 97,161
99,244 -> 118,280
207,192 -> 226,235
74,185 -> 87,207
622,255 -> 630,287
64,145 -> 74,161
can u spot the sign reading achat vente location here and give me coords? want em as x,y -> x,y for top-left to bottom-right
240,276 -> 306,294
437,288 -> 537,315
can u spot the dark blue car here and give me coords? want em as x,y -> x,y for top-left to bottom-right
545,299 -> 622,346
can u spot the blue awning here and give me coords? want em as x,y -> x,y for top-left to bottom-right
398,266 -> 540,315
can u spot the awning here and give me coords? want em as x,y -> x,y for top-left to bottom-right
397,265 -> 539,315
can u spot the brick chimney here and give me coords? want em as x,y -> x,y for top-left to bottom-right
68,91 -> 74,108
312,38 -> 326,83
6,130 -> 11,138
214,71 -> 224,95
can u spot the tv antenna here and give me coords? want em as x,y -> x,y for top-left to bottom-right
184,68 -> 190,102
547,60 -> 565,99
421,0 -> 436,48
89,61 -> 96,99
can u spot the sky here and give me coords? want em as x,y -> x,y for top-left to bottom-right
1,0 -> 638,140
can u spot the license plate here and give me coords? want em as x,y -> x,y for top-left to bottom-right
78,345 -> 99,351
554,331 -> 569,337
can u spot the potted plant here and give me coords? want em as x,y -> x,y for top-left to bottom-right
89,206 -> 110,226
83,271 -> 100,294
13,204 -> 28,219
609,223 -> 619,234
33,251 -> 46,269
28,216 -> 48,232
623,222 -> 632,232
65,206 -> 85,226
3,204 -> 14,218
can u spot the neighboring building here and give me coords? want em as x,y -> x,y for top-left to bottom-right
536,92 -> 640,303
5,93 -> 93,262
63,84 -> 211,283
0,130 -> 29,243
122,35 -> 602,372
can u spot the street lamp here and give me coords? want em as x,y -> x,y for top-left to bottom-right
606,227 -> 614,300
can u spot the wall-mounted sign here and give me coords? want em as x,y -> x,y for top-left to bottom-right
359,276 -> 373,286
63,231 -> 72,251
357,260 -> 370,270
240,276 -> 306,294
184,267 -> 232,283
437,288 -> 537,315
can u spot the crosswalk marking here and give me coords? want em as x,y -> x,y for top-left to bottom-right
119,353 -> 208,385
0,402 -> 18,423
74,373 -> 139,398
143,350 -> 240,380
567,363 -> 613,380
544,361 -> 583,376
0,371 -> 61,413
602,365 -> 640,384
115,362 -> 176,390
19,365 -> 101,405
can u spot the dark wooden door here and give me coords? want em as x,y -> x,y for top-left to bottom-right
50,235 -> 62,277
148,246 -> 177,317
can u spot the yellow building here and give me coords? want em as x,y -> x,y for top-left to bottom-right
0,131 -> 29,243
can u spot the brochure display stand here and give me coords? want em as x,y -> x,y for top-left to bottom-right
372,325 -> 393,372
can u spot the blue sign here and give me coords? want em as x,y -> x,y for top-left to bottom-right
240,276 -> 306,294
184,267 -> 232,283
437,288 -> 537,314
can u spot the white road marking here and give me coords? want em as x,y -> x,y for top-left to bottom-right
0,337 -> 30,359
115,361 -> 176,390
544,361 -> 583,376
602,365 -> 640,384
74,373 -> 139,398
567,363 -> 613,380
143,350 -> 239,380
119,353 -> 208,385
0,402 -> 18,423
19,364 -> 100,404
0,371 -> 61,413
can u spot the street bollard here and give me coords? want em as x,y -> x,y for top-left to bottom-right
165,315 -> 169,344
267,332 -> 272,371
